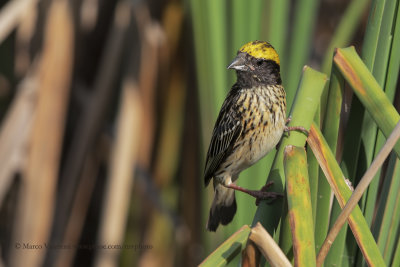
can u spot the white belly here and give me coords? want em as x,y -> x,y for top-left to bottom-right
247,123 -> 284,165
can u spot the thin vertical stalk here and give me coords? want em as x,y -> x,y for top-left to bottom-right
248,0 -> 263,41
374,155 -> 400,264
308,143 -> 319,227
308,109 -> 320,227
361,0 -> 386,69
384,0 -> 400,97
232,0 -> 248,52
340,0 -> 386,186
321,0 -> 370,74
204,2 -> 228,241
320,0 -> 370,116
189,0 -> 213,147
373,0 -> 398,85
284,0 -> 319,109
323,65 -> 348,265
392,237 -> 400,266
267,0 -> 289,70
325,202 -> 349,265
315,64 -> 344,253
205,0 -> 228,113
360,0 -> 398,216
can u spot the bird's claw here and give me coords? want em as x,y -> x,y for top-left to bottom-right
284,125 -> 309,136
255,181 -> 284,206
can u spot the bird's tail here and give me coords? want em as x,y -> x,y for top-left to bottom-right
206,184 -> 237,231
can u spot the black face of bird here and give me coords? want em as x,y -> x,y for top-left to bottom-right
228,52 -> 282,87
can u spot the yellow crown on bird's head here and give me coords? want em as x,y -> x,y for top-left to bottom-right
239,41 -> 280,65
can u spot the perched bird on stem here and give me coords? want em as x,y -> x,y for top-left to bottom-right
204,41 -> 304,232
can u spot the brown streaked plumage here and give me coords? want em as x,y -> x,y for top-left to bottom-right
204,41 -> 287,232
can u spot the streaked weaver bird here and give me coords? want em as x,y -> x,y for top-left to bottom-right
204,41 -> 304,231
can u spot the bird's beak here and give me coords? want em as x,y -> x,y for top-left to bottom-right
227,53 -> 248,71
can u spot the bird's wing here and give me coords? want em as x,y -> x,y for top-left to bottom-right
204,103 -> 242,186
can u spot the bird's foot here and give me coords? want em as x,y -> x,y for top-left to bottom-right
284,125 -> 309,136
284,116 -> 309,136
255,181 -> 283,206
224,182 -> 283,206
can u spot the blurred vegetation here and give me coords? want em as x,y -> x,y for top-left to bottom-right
0,0 -> 398,267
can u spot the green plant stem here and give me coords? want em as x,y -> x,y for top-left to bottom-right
199,225 -> 251,266
284,145 -> 316,267
374,155 -> 400,264
392,237 -> 400,266
334,47 -> 400,157
252,66 -> 327,245
307,124 -> 386,267
360,0 -> 398,222
321,0 -> 370,74
317,120 -> 400,266
315,64 -> 344,253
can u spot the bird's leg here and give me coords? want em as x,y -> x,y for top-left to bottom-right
284,116 -> 309,136
224,182 -> 283,206
285,126 -> 309,135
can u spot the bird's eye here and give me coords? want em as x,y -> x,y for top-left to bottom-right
256,59 -> 264,66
